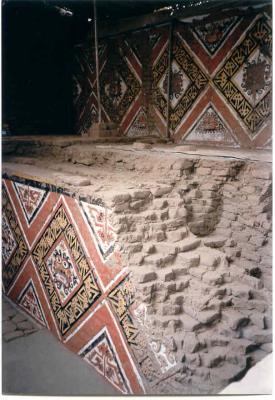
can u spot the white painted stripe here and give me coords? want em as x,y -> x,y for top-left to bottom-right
62,196 -> 105,292
79,325 -> 132,394
30,256 -> 62,340
12,182 -> 50,229
4,180 -> 32,249
103,267 -> 128,293
105,302 -> 146,393
30,193 -> 62,252
63,300 -> 104,344
6,254 -> 30,296
16,277 -> 49,329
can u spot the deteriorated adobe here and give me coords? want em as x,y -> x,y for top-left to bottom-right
2,142 -> 272,395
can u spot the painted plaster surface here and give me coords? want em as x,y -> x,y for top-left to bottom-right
1,143 -> 273,394
73,7 -> 271,149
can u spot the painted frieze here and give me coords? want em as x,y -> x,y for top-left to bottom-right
72,7 -> 271,148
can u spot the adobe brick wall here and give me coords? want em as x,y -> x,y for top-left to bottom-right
2,143 -> 272,394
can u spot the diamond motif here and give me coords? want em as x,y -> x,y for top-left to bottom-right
100,48 -> 141,124
46,237 -> 82,305
32,204 -> 102,336
2,186 -> 28,291
153,34 -> 208,132
104,72 -> 127,107
80,329 -> 129,394
18,280 -> 47,326
2,212 -> 17,265
214,16 -> 272,137
232,48 -> 271,107
158,60 -> 191,109
81,202 -> 116,261
184,104 -> 237,145
13,182 -> 48,225
192,16 -> 240,56
108,276 -> 138,345
127,108 -> 147,137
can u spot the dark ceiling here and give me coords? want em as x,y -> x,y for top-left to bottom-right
2,1 -> 218,22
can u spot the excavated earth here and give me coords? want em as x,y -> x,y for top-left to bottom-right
2,141 -> 272,395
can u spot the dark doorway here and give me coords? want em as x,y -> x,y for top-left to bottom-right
2,0 -> 75,135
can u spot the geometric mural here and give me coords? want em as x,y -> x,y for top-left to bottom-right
17,280 -> 47,326
72,8 -> 272,148
213,15 -> 272,138
13,182 -> 48,226
79,328 -> 130,394
2,212 -> 17,266
184,104 -> 238,145
126,107 -> 148,137
32,204 -> 102,336
4,173 -> 189,393
2,177 -> 146,394
108,275 -> 138,345
81,201 -> 116,261
153,33 -> 209,133
192,16 -> 240,56
100,45 -> 141,125
2,186 -> 28,292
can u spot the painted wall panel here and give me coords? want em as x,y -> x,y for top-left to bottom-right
72,7 -> 271,149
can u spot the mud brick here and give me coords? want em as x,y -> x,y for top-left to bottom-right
229,338 -> 256,354
169,207 -> 187,219
202,349 -> 226,368
175,278 -> 190,291
166,229 -> 185,243
152,198 -> 168,210
210,358 -> 248,387
207,335 -> 229,347
166,218 -> 186,231
180,314 -> 201,332
61,176 -> 90,186
189,265 -> 208,279
199,249 -> 221,268
176,252 -> 200,268
185,353 -> 201,368
162,303 -> 181,316
249,312 -> 266,329
183,332 -> 204,353
197,167 -> 212,175
231,284 -> 251,299
251,166 -> 272,180
111,193 -> 131,204
143,243 -> 155,254
260,343 -> 273,353
154,231 -> 166,242
172,159 -> 194,171
129,199 -> 146,210
222,309 -> 250,330
203,236 -> 227,248
242,274 -> 263,290
197,310 -> 220,325
152,185 -> 173,198
242,326 -> 272,344
138,272 -> 158,284
176,237 -> 201,252
132,190 -> 151,199
202,271 -> 224,286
